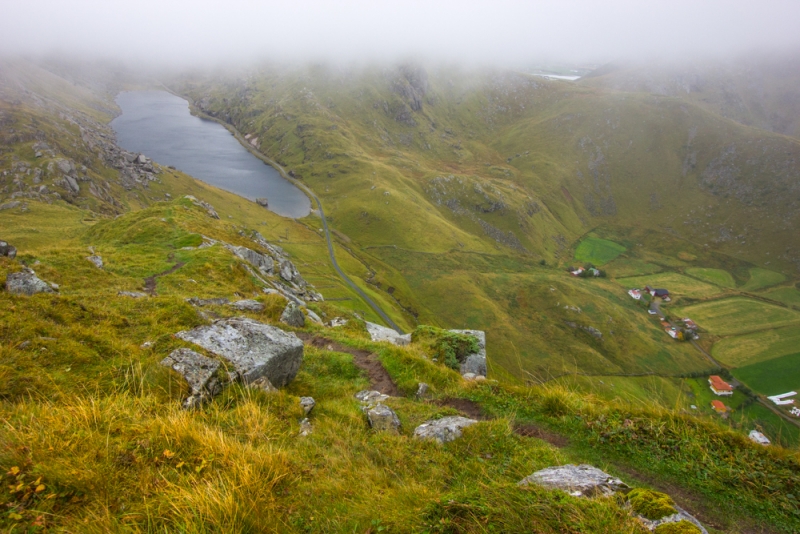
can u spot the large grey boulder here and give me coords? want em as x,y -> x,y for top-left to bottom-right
517,464 -> 628,497
176,317 -> 303,387
64,176 -> 80,193
300,396 -> 316,415
5,271 -> 55,296
229,299 -> 265,312
367,404 -> 401,433
227,244 -> 274,274
450,329 -> 487,377
355,390 -> 391,405
413,416 -> 478,444
280,302 -> 305,327
365,321 -> 402,343
0,241 -> 17,259
160,348 -> 223,409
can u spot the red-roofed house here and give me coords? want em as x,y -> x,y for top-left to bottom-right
709,375 -> 733,396
711,400 -> 728,413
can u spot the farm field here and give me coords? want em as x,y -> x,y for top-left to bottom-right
712,326 -> 800,367
573,236 -> 626,265
732,352 -> 800,397
742,268 -> 786,291
739,403 -> 800,447
760,286 -> 800,307
605,257 -> 663,278
676,297 -> 800,336
686,267 -> 736,288
616,272 -> 725,299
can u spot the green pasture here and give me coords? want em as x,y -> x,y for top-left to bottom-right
617,272 -> 725,299
732,352 -> 800,397
760,286 -> 800,307
712,326 -> 800,367
573,236 -> 626,265
742,268 -> 786,291
676,298 -> 800,336
605,257 -> 663,278
686,267 -> 736,288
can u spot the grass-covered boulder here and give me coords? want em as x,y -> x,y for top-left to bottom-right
411,325 -> 480,370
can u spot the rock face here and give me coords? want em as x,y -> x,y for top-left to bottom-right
176,317 -> 303,388
413,416 -> 478,444
160,348 -> 223,409
450,329 -> 487,377
5,270 -> 55,296
365,321 -> 403,343
226,244 -> 273,275
367,404 -> 401,433
229,299 -> 265,312
280,302 -> 305,327
517,464 -> 628,497
0,240 -> 17,259
279,260 -> 295,282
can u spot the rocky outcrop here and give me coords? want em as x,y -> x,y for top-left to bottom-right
280,302 -> 305,327
226,244 -> 273,275
413,416 -> 478,444
176,317 -> 303,388
450,329 -> 487,377
160,348 -> 224,409
5,270 -> 55,296
184,195 -> 219,219
229,299 -> 265,312
367,404 -> 401,434
0,240 -> 17,259
365,321 -> 407,345
186,297 -> 229,307
118,291 -> 148,298
518,464 -> 628,497
355,390 -> 391,405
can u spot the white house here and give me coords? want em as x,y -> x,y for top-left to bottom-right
628,289 -> 642,300
748,430 -> 771,446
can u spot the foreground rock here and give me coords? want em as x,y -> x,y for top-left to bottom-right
367,404 -> 401,433
365,321 -> 409,345
229,299 -> 265,312
0,240 -> 17,259
413,416 -> 478,444
518,464 -> 628,497
176,317 -> 303,387
160,348 -> 223,409
87,255 -> 103,269
187,297 -> 229,307
280,302 -> 305,327
355,390 -> 391,405
300,396 -> 316,415
5,270 -> 55,296
450,329 -> 487,377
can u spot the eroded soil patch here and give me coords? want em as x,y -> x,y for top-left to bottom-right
513,423 -> 570,448
433,398 -> 489,420
144,262 -> 184,295
300,334 -> 401,396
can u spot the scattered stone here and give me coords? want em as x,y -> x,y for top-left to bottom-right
300,396 -> 316,415
140,341 -> 153,348
226,244 -> 273,274
355,390 -> 391,404
186,297 -> 230,307
65,176 -> 80,193
87,255 -> 103,268
176,317 -> 303,388
250,376 -> 278,392
305,308 -> 323,324
299,418 -> 313,436
518,464 -> 628,497
136,154 -> 149,164
0,201 -> 22,211
328,317 -> 348,327
280,302 -> 306,327
255,198 -> 269,207
414,416 -> 478,443
0,240 -> 17,259
279,260 -> 295,282
367,404 -> 401,433
416,382 -> 429,399
229,299 -> 265,312
450,329 -> 487,377
118,291 -> 148,298
19,340 -> 31,348
160,348 -> 223,409
462,373 -> 486,381
5,270 -> 56,296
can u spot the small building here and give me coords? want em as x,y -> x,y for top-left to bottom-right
791,407 -> 800,417
708,375 -> 733,396
645,286 -> 671,301
666,328 -> 679,339
587,267 -> 601,277
767,391 -> 797,405
628,289 -> 642,300
748,430 -> 770,446
682,318 -> 698,330
571,267 -> 585,276
711,400 -> 728,413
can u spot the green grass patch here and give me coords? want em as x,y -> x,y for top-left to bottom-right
760,286 -> 800,307
686,267 -> 736,288
732,352 -> 800,397
712,326 -> 800,367
604,257 -> 663,277
676,298 -> 800,336
617,272 -> 725,299
574,236 -> 626,265
742,268 -> 786,291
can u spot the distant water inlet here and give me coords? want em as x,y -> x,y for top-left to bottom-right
111,91 -> 311,218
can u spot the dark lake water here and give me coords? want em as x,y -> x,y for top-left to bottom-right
111,90 -> 311,218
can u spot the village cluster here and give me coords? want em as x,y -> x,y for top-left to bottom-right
627,286 -> 697,341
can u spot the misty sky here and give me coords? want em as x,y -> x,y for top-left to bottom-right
3,0 -> 800,66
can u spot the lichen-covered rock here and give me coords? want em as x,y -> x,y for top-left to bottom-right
226,244 -> 274,274
118,291 -> 148,298
279,260 -> 295,282
280,302 -> 305,327
365,321 -> 402,343
367,404 -> 401,433
355,390 -> 390,404
229,299 -> 265,312
186,297 -> 230,307
0,240 -> 17,259
413,416 -> 478,444
87,255 -> 103,268
299,418 -> 313,436
300,396 -> 316,415
450,329 -> 487,377
160,348 -> 223,409
5,270 -> 55,296
250,376 -> 278,392
176,317 -> 303,388
518,464 -> 628,497
416,382 -> 429,399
